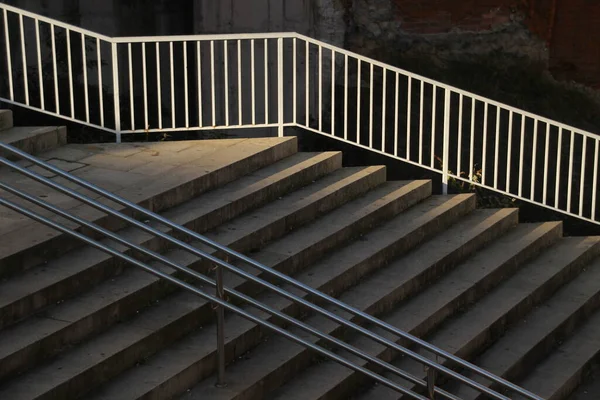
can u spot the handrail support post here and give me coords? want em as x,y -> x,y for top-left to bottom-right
215,263 -> 227,388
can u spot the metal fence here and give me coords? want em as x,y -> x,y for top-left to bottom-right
0,5 -> 598,222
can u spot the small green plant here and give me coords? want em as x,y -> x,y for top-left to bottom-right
435,155 -> 518,209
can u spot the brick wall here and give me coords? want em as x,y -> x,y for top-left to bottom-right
391,0 -> 600,88
393,0 -> 522,34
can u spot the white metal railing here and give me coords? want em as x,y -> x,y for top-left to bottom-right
0,4 -> 598,224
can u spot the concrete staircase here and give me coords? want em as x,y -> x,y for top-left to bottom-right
0,109 -> 600,399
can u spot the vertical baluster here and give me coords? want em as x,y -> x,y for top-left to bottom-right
277,38 -> 284,137
97,38 -> 105,127
264,39 -> 269,124
369,63 -> 374,148
356,59 -> 361,144
51,25 -> 58,113
3,9 -> 14,101
481,103 -> 488,186
111,42 -> 121,141
554,128 -> 563,208
543,124 -> 550,203
141,43 -> 148,130
293,38 -> 297,125
430,85 -> 437,169
579,135 -> 587,216
156,42 -> 162,129
344,54 -> 348,140
567,131 -> 575,213
170,42 -> 175,128
35,19 -> 45,110
224,40 -> 229,126
419,80 -> 424,165
493,106 -> 501,189
197,41 -> 203,128
394,71 -> 399,157
457,94 -> 463,178
518,116 -> 525,197
506,111 -> 513,192
184,42 -> 189,128
251,39 -> 256,125
469,98 -> 475,181
318,45 -> 322,131
305,40 -> 309,127
128,43 -> 134,130
381,68 -> 386,152
210,40 -> 216,126
238,40 -> 242,125
19,14 -> 29,106
331,50 -> 335,135
406,77 -> 412,160
530,119 -> 538,201
592,139 -> 599,220
66,28 -> 74,117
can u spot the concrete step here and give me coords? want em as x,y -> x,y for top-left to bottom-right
0,171 -> 418,399
0,110 -> 13,131
179,207 -> 517,400
513,307 -> 600,400
73,183 -> 443,400
0,160 -> 381,380
0,150 -> 343,330
0,126 -> 66,160
570,360 -> 600,400
267,221 -> 562,400
361,236 -> 600,400
0,137 -> 297,279
449,244 -> 600,400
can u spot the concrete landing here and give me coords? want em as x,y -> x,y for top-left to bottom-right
0,137 -> 296,276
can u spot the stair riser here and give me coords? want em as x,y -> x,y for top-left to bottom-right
105,186 -> 436,400
408,223 -> 563,342
0,109 -> 13,130
0,165 -> 382,383
304,223 -> 564,400
1,126 -> 66,160
479,289 -> 600,400
234,182 -> 433,300
0,138 -> 298,279
403,243 -> 600,400
0,148 -> 337,330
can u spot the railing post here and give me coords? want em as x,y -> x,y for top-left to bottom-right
111,42 -> 122,143
277,38 -> 284,137
442,88 -> 451,195
215,264 -> 227,387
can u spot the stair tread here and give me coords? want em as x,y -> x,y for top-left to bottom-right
0,151 -> 341,328
0,161 -> 379,381
515,308 -> 600,400
179,207 -> 517,400
362,236 -> 600,400
269,221 -> 562,400
452,249 -> 600,400
76,183 -> 444,400
0,171 -> 409,399
0,137 -> 297,277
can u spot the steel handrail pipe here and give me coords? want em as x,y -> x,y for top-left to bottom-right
0,195 -> 432,400
0,143 -> 517,400
0,180 -> 462,400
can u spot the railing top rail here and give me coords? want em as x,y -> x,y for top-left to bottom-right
0,2 -> 112,42
112,32 -> 298,43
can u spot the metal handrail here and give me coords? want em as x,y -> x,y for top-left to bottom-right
0,143 -> 541,400
0,146 -> 445,400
